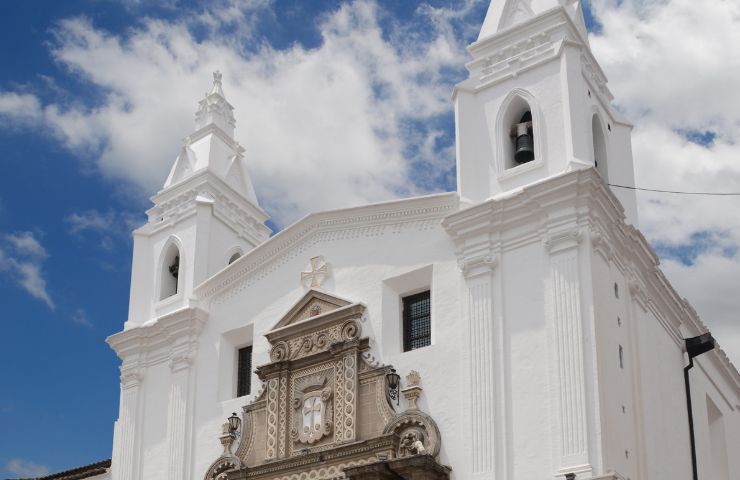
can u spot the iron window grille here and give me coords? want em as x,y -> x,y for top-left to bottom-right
402,291 -> 431,352
236,345 -> 252,397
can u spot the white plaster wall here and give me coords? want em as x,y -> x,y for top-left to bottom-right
188,221 -> 473,479
590,247 -> 740,480
127,216 -> 198,327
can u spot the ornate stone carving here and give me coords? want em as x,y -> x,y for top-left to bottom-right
291,375 -> 333,445
204,290 -> 450,480
402,371 -> 423,410
301,256 -> 329,289
405,370 -> 421,387
341,320 -> 360,341
270,342 -> 289,362
383,410 -> 442,459
399,430 -> 427,457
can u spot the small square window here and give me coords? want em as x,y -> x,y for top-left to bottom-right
236,345 -> 252,397
403,291 -> 431,352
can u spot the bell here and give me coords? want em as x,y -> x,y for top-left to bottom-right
515,131 -> 534,164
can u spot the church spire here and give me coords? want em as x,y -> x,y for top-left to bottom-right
162,71 -> 259,206
194,70 -> 236,137
478,0 -> 588,41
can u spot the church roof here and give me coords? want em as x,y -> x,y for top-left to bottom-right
9,459 -> 111,480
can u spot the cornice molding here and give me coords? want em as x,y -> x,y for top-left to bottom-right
107,306 -> 207,365
193,192 -> 459,305
141,169 -> 271,245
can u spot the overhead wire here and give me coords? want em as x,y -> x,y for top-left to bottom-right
608,184 -> 740,196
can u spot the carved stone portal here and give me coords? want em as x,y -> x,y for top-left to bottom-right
204,289 -> 450,480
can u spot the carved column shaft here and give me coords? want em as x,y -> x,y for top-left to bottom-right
459,252 -> 504,478
167,352 -> 193,480
546,231 -> 590,472
116,366 -> 144,480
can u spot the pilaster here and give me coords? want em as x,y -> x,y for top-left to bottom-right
458,249 -> 508,480
115,362 -> 145,480
543,228 -> 592,476
167,346 -> 196,480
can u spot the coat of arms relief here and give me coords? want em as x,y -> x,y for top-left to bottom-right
291,374 -> 333,445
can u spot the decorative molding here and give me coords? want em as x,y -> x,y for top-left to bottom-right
194,192 -> 458,305
120,364 -> 144,390
458,253 -> 498,279
107,307 -> 207,366
145,169 -> 271,247
168,349 -> 194,372
543,229 -> 583,254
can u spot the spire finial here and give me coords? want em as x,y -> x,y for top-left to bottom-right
210,70 -> 225,97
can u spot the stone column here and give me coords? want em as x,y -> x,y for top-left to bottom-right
167,349 -> 194,480
544,230 -> 591,475
115,363 -> 144,480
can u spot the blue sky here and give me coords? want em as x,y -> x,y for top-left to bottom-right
1,0 -> 740,477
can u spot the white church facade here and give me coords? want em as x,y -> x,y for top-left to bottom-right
26,1 -> 740,480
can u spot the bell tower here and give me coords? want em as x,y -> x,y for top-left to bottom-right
454,0 -> 638,224
125,72 -> 271,328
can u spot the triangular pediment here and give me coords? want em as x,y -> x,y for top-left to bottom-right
271,289 -> 353,331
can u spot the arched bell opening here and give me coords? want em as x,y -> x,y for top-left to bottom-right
159,242 -> 181,300
592,114 -> 609,181
501,95 -> 536,169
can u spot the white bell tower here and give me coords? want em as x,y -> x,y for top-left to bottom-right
125,71 -> 271,328
454,0 -> 638,224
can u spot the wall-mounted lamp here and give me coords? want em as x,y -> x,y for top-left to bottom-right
228,412 -> 241,436
386,368 -> 401,406
684,332 -> 715,480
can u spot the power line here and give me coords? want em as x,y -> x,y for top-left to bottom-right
608,183 -> 740,196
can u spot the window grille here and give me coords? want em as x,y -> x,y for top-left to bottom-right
237,345 -> 252,397
403,291 -> 431,352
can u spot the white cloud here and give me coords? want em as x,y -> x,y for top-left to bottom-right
590,0 -> 740,364
5,231 -> 49,259
72,307 -> 94,328
0,1 -> 482,226
0,232 -> 55,310
5,458 -> 51,477
65,209 -> 142,250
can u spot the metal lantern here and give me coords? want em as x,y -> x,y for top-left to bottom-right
228,412 -> 241,434
386,368 -> 401,406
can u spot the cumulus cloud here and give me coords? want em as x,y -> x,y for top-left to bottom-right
5,458 -> 51,477
65,209 -> 142,251
0,232 -> 55,310
590,0 -> 740,364
0,0 -> 483,226
72,307 -> 94,328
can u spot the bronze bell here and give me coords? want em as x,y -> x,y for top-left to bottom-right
514,122 -> 534,164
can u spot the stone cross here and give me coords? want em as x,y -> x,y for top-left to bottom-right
301,256 -> 328,288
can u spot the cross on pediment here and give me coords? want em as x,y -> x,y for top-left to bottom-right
301,256 -> 329,289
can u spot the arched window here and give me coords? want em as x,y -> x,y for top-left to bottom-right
501,95 -> 536,169
160,242 -> 181,300
228,252 -> 241,264
592,114 -> 608,180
